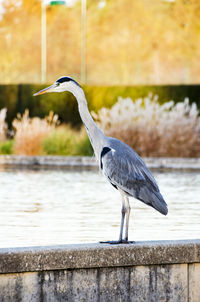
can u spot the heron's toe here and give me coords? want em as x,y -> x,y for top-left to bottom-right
99,240 -> 135,244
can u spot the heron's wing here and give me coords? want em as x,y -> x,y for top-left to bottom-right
101,147 -> 168,215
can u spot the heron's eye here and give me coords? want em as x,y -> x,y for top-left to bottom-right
56,82 -> 60,86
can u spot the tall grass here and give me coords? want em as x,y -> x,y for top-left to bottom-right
93,96 -> 200,157
12,110 -> 93,156
1,96 -> 200,157
12,110 -> 59,155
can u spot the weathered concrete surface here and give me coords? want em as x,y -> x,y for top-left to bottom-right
0,272 -> 40,302
0,264 -> 199,302
188,263 -> 200,302
0,240 -> 200,274
0,155 -> 199,170
0,240 -> 200,302
129,264 -> 188,302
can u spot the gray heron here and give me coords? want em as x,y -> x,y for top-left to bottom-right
34,76 -> 168,244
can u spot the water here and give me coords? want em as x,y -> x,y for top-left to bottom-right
0,166 -> 199,248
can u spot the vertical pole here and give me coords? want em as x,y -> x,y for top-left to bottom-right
41,0 -> 46,83
81,0 -> 86,84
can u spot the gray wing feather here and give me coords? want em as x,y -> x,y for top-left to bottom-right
101,141 -> 168,215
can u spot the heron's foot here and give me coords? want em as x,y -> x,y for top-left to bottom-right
99,239 -> 135,244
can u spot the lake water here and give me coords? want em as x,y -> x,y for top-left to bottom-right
0,166 -> 199,248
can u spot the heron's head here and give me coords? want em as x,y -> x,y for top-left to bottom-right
33,76 -> 81,96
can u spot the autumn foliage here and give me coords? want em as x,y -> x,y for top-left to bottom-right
0,0 -> 200,85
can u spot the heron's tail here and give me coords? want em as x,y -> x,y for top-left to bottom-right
139,188 -> 168,215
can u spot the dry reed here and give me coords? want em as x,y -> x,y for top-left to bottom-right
93,96 -> 200,157
12,110 -> 59,155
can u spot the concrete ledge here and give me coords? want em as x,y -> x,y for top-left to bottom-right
0,155 -> 97,169
1,240 -> 200,301
0,240 -> 200,274
0,155 -> 200,170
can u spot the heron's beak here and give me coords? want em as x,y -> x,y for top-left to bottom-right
33,84 -> 56,96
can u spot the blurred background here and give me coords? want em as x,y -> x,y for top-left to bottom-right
0,0 -> 199,158
0,0 -> 200,85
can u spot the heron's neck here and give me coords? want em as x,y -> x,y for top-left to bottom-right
71,88 -> 105,159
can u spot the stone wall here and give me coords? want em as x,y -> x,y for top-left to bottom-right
0,240 -> 200,301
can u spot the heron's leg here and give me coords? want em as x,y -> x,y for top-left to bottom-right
118,195 -> 126,242
124,197 -> 131,242
99,193 -> 134,244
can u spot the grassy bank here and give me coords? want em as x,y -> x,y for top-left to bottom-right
0,95 -> 199,157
